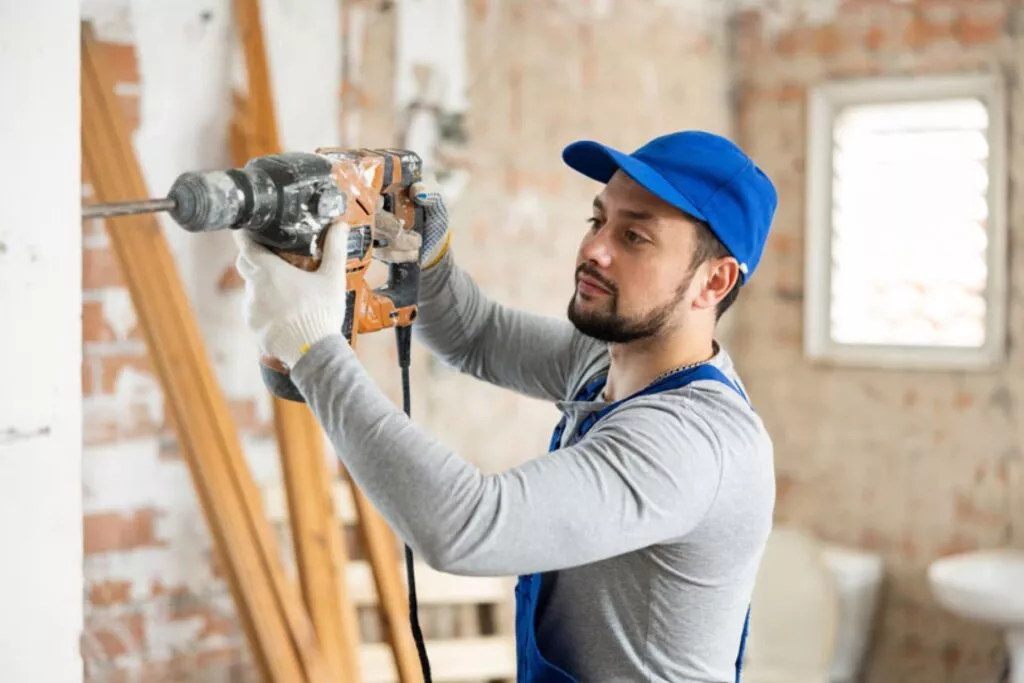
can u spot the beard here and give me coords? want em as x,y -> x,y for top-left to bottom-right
567,263 -> 691,344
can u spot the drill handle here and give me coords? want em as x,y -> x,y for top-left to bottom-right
370,198 -> 426,323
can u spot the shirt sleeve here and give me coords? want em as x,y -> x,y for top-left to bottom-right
291,335 -> 726,577
412,248 -> 584,403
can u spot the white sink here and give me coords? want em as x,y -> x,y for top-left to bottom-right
928,549 -> 1024,683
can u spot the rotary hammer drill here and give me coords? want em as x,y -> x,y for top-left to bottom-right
84,147 -> 427,403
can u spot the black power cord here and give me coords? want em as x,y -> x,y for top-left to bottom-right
395,324 -> 432,683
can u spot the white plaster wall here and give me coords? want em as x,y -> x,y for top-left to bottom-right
0,1 -> 84,681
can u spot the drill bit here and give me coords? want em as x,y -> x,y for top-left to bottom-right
82,198 -> 177,219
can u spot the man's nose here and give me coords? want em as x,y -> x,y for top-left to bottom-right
579,227 -> 613,268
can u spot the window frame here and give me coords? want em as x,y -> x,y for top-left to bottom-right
804,72 -> 1009,370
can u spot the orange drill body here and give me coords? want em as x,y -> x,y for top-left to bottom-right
253,147 -> 425,400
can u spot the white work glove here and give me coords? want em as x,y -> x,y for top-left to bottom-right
374,178 -> 450,269
232,224 -> 350,368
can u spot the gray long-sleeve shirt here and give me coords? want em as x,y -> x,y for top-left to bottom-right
291,248 -> 776,682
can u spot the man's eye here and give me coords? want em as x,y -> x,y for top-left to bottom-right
586,217 -> 601,230
625,230 -> 646,244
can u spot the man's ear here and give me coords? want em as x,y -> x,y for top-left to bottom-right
692,259 -> 740,311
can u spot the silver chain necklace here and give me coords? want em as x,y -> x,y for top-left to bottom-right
600,344 -> 718,401
647,356 -> 712,386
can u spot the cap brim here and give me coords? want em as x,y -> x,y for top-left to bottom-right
562,140 -> 707,222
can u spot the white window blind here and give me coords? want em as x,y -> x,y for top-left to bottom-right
805,75 -> 1007,369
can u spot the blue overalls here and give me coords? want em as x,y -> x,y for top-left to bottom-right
514,363 -> 753,682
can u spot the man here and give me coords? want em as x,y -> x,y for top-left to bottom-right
233,130 -> 778,682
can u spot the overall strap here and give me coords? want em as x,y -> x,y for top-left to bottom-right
573,363 -> 750,442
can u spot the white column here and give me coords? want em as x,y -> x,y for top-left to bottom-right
0,1 -> 84,681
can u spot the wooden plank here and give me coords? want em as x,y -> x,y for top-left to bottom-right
345,561 -> 513,608
359,637 -> 516,683
264,478 -> 361,523
273,400 -> 362,683
228,2 -> 362,680
354,488 -> 426,682
263,482 -> 514,605
81,22 -> 318,683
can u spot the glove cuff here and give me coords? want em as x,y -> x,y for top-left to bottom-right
265,308 -> 343,368
423,231 -> 452,270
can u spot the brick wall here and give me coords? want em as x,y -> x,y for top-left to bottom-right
730,1 -> 1023,682
80,1 -> 733,680
81,33 -> 263,681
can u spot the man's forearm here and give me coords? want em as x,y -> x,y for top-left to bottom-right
290,335 -> 724,577
414,248 -> 583,403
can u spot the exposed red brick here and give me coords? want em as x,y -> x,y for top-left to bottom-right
827,54 -> 882,79
88,580 -> 134,607
937,532 -> 978,557
94,42 -> 139,86
755,84 -> 804,103
83,300 -> 116,342
209,551 -> 229,582
88,612 -> 146,660
83,359 -> 95,397
995,458 -> 1010,485
864,24 -> 888,50
97,353 -> 154,395
953,493 -> 1003,527
470,0 -> 488,20
83,403 -> 167,446
768,233 -> 797,256
139,651 -> 244,683
953,391 -> 974,409
810,24 -> 849,56
84,508 -> 164,555
859,527 -> 887,551
953,9 -> 1006,45
901,634 -> 925,659
775,472 -> 795,504
942,642 -> 963,669
902,12 -> 955,50
84,247 -> 125,290
900,533 -> 919,560
199,612 -> 238,640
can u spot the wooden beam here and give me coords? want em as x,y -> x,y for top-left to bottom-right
81,22 -> 330,683
229,3 -> 362,682
262,481 -> 515,605
360,637 -> 515,683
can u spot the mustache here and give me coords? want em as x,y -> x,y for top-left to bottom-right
575,264 -> 617,294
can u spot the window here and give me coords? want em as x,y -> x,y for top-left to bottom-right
804,73 -> 1008,369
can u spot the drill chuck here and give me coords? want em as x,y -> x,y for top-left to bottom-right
167,168 -> 275,233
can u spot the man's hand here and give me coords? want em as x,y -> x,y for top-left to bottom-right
374,178 -> 451,269
233,224 -> 350,368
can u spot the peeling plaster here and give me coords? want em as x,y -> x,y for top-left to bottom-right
99,288 -> 137,340
395,0 -> 471,204
113,367 -> 164,427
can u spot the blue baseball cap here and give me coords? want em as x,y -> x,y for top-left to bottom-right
562,130 -> 777,283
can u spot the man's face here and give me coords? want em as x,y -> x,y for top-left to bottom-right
567,171 -> 709,344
